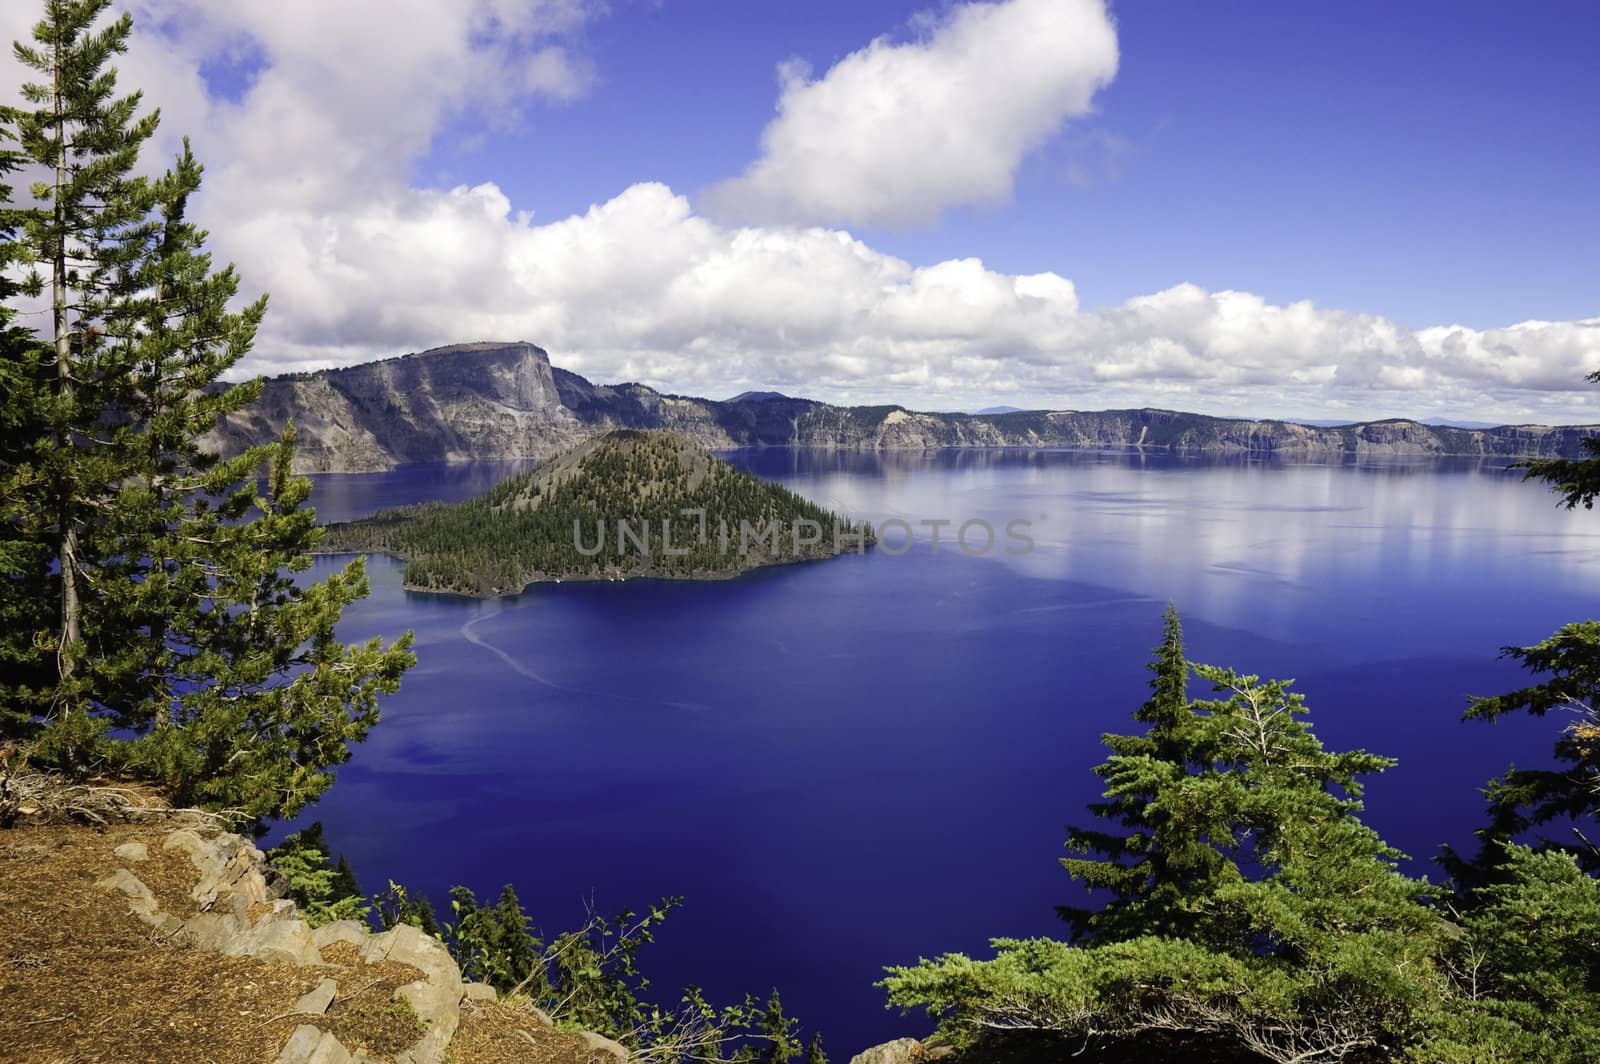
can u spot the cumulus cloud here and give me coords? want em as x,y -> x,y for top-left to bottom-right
209,179 -> 1600,423
704,0 -> 1119,228
0,1 -> 1595,423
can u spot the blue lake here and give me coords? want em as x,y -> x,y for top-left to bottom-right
286,449 -> 1600,1054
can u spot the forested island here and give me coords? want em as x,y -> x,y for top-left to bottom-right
316,429 -> 874,596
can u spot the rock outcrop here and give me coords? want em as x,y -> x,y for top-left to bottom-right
847,1037 -> 953,1064
89,823 -> 624,1064
203,341 -> 1599,472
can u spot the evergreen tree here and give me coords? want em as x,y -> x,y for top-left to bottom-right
266,822 -> 370,927
0,0 -> 159,760
739,991 -> 799,1064
332,854 -> 362,903
491,884 -> 540,991
1422,843 -> 1600,1062
0,0 -> 413,819
803,1032 -> 827,1064
1518,371 -> 1600,511
886,614 -> 1444,1063
1448,393 -> 1600,880
1059,604 -> 1229,939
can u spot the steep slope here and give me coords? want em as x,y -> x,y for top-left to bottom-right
316,429 -> 872,596
204,341 -> 1599,472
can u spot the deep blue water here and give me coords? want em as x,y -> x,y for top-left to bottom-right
284,449 -> 1599,1054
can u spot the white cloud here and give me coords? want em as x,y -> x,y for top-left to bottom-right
210,178 -> 1600,423
704,0 -> 1119,228
0,2 -> 1596,424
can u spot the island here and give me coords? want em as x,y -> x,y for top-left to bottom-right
315,429 -> 874,596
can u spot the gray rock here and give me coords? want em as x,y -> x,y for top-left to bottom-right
360,923 -> 465,1064
848,1039 -> 923,1064
393,1022 -> 453,1064
179,912 -> 242,952
294,977 -> 339,1015
312,919 -> 370,952
113,841 -> 149,863
276,1025 -> 323,1064
94,868 -> 158,919
578,1031 -> 630,1063
461,981 -> 497,1004
275,1024 -> 352,1064
528,1005 -> 554,1027
394,978 -> 462,1054
308,1035 -> 353,1064
163,829 -> 230,906
226,917 -> 323,966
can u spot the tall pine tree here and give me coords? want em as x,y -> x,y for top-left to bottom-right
0,0 -> 413,819
1059,604 -> 1229,940
1447,381 -> 1600,881
891,613 -> 1443,1062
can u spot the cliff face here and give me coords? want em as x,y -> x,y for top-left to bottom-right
204,341 -> 1599,472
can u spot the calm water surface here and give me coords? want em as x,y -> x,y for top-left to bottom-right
285,449 -> 1600,1052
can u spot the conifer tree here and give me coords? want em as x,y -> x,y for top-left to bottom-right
888,613 -> 1443,1063
0,0 -> 413,818
740,991 -> 799,1064
1059,604 -> 1227,939
1449,395 -> 1600,879
1518,373 -> 1600,511
265,822 -> 370,927
803,1032 -> 827,1064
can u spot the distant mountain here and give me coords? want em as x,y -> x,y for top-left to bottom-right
725,390 -> 792,403
317,429 -> 870,596
204,341 -> 1600,473
1424,419 -> 1501,430
974,405 -> 1027,415
1288,416 -> 1504,430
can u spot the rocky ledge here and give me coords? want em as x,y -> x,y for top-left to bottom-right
91,825 -> 627,1064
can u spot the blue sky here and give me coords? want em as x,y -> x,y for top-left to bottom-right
12,0 -> 1592,421
424,0 -> 1600,331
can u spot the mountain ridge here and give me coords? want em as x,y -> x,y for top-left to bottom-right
203,341 -> 1599,473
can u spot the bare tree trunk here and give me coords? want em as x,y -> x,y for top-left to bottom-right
53,37 -> 81,688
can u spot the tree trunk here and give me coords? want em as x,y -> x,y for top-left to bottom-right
53,37 -> 80,687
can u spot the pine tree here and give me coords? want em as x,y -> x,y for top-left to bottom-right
888,615 -> 1444,1062
1058,604 -> 1227,940
332,854 -> 363,903
0,0 -> 414,819
739,991 -> 799,1064
0,0 -> 159,760
1518,372 -> 1600,511
1447,394 -> 1600,881
803,1032 -> 827,1064
491,884 -> 540,991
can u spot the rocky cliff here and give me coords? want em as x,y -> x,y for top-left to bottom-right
203,341 -> 1599,473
